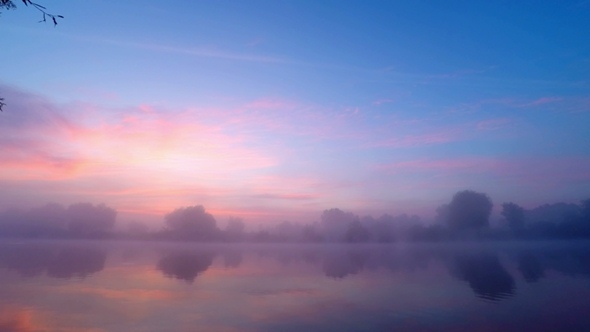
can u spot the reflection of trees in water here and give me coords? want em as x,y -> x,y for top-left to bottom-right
0,244 -> 106,279
541,246 -> 590,278
248,245 -> 435,279
378,247 -> 435,273
222,250 -> 243,268
157,251 -> 215,283
322,249 -> 369,279
450,253 -> 515,302
518,253 -> 545,283
46,248 -> 106,279
0,246 -> 54,277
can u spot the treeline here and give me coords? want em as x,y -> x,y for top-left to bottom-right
0,203 -> 116,239
433,190 -> 590,241
0,190 -> 589,242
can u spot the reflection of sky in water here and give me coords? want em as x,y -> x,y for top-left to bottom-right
0,241 -> 590,331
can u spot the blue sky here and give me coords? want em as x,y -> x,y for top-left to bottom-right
1,0 -> 589,225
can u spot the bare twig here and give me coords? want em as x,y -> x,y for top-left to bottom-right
21,0 -> 63,26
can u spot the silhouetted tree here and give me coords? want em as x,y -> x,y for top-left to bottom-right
164,205 -> 219,240
524,201 -> 589,239
581,199 -> 590,222
0,203 -> 116,238
526,202 -> 581,225
252,229 -> 272,242
447,190 -> 493,231
528,220 -> 558,239
320,208 -> 358,241
370,214 -> 396,243
578,198 -> 590,237
435,204 -> 450,224
345,220 -> 371,243
1,1 -> 63,112
0,206 -> 58,238
409,223 -> 448,242
301,223 -> 323,242
502,202 -> 525,235
67,203 -> 116,238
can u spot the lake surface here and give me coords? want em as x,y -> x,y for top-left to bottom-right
1,240 -> 590,331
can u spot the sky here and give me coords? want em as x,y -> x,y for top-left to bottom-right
1,0 -> 589,227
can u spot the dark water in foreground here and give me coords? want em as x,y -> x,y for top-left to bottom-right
1,241 -> 590,331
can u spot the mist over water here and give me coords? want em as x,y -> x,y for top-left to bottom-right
1,192 -> 588,330
1,240 -> 590,331
2,0 -> 589,331
1,192 -> 589,242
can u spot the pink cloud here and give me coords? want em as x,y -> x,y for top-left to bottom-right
0,87 -> 286,215
250,193 -> 319,201
0,88 -> 386,224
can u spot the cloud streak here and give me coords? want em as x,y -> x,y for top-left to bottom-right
368,131 -> 461,148
63,33 -> 288,64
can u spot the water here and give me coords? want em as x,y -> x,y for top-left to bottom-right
1,240 -> 590,331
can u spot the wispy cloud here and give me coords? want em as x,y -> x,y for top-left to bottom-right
424,67 -> 493,80
444,95 -> 586,115
250,193 -> 318,201
444,98 -> 517,115
476,118 -> 512,131
519,97 -> 563,107
0,86 -> 281,209
368,131 -> 460,148
376,156 -> 590,189
376,157 -> 500,174
0,86 -> 374,222
71,34 -> 288,64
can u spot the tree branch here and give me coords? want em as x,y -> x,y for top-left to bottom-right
21,0 -> 63,26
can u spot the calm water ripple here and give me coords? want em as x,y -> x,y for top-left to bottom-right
1,240 -> 590,331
